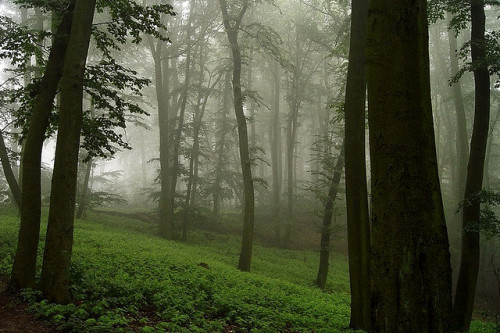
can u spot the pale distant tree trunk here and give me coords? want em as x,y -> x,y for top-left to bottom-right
39,0 -> 96,304
218,0 -> 254,272
453,0 -> 490,330
213,71 -> 231,218
447,15 -> 469,206
366,0 -> 452,330
148,35 -> 173,239
270,62 -> 281,244
9,3 -> 75,290
0,131 -> 21,210
140,131 -> 147,188
343,0 -> 370,329
315,143 -> 344,289
170,1 -> 195,225
76,157 -> 93,219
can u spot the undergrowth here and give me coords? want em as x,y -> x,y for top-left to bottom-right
0,205 -> 496,332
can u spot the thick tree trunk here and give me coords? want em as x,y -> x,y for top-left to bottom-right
39,0 -> 96,304
0,131 -> 21,210
218,0 -> 254,272
9,4 -> 75,290
452,0 -> 490,330
343,0 -> 370,329
366,0 -> 453,331
315,144 -> 344,289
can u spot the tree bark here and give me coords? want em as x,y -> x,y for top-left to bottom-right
270,62 -> 282,245
315,143 -> 344,289
0,131 -> 22,210
343,0 -> 370,329
218,0 -> 254,272
366,0 -> 453,330
76,158 -> 93,219
9,3 -> 75,290
148,36 -> 173,239
452,0 -> 490,330
38,0 -> 96,304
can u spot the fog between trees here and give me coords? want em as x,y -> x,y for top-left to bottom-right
0,0 -> 499,331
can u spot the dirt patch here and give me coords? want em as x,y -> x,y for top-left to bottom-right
0,278 -> 57,333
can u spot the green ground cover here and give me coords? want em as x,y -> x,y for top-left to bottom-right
0,206 -> 496,332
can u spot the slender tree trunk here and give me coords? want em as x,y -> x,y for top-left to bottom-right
452,0 -> 490,330
315,143 -> 344,289
170,2 -> 195,224
366,0 -> 453,330
218,0 -> 254,272
448,18 -> 469,205
213,71 -> 231,218
0,131 -> 21,210
270,62 -> 281,245
148,37 -> 173,239
39,0 -> 96,304
343,0 -> 370,329
9,4 -> 75,290
76,158 -> 93,219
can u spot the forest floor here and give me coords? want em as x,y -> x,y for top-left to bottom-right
0,205 -> 497,332
0,278 -> 56,333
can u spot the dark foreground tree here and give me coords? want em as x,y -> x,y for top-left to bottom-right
38,0 -> 96,304
9,2 -> 75,289
452,0 -> 490,330
343,0 -> 370,329
366,0 -> 453,331
218,0 -> 255,272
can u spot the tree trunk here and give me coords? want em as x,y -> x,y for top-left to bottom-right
315,143 -> 344,289
9,3 -> 75,290
366,0 -> 453,330
448,16 -> 469,205
270,62 -> 281,245
218,0 -> 254,272
170,2 -> 195,228
76,158 -> 93,219
0,131 -> 21,210
213,71 -> 231,218
452,0 -> 490,330
343,0 -> 370,329
39,0 -> 96,304
148,36 -> 173,239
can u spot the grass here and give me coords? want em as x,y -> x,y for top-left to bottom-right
0,205 -> 497,332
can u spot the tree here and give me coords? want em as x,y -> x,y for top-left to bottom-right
38,0 -> 96,304
343,0 -> 370,329
0,130 -> 21,210
9,2 -> 75,289
366,0 -> 453,330
315,142 -> 344,289
218,0 -> 255,272
452,0 -> 490,329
